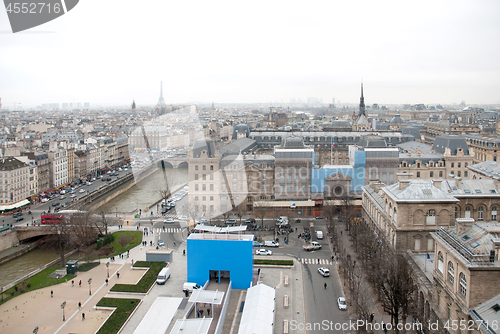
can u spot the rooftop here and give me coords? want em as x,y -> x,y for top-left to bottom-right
468,160 -> 500,179
384,180 -> 459,203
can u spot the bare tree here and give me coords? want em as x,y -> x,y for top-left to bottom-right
379,253 -> 417,330
39,219 -> 76,267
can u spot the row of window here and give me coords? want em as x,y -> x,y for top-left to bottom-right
193,184 -> 215,191
415,171 -> 469,178
194,165 -> 215,171
456,206 -> 498,220
437,254 -> 467,298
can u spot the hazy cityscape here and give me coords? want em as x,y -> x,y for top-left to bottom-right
2,1 -> 500,334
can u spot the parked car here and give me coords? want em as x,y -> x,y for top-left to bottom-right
253,241 -> 263,247
337,297 -> 347,310
60,195 -> 66,200
164,218 -> 175,224
52,202 -> 60,207
79,189 -> 86,193
245,218 -> 256,224
70,194 -> 76,198
226,219 -> 237,224
16,217 -> 24,222
255,248 -> 272,256
264,240 -> 279,247
318,267 -> 330,277
178,216 -> 188,221
315,215 -> 325,219
158,240 -> 165,247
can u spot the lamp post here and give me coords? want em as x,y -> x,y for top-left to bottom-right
61,301 -> 66,321
88,278 -> 92,295
106,262 -> 110,278
116,207 -> 117,217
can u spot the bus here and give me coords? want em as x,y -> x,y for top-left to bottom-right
40,214 -> 65,224
41,210 -> 85,224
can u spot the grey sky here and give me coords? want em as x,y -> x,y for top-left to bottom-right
1,0 -> 499,107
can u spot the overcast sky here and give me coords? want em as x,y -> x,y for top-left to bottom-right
1,0 -> 499,108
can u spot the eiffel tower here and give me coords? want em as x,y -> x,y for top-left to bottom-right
156,81 -> 166,106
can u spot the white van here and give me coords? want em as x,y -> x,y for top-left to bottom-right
183,282 -> 202,292
316,230 -> 324,239
156,267 -> 171,285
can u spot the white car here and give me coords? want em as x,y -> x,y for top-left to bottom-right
255,249 -> 272,256
158,240 -> 165,247
79,188 -> 86,193
318,267 -> 330,277
178,216 -> 188,221
337,297 -> 347,310
164,218 -> 175,224
70,194 -> 76,198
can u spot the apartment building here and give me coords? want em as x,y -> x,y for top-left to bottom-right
0,158 -> 30,206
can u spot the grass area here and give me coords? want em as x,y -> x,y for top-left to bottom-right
79,262 -> 101,272
0,265 -> 75,305
106,231 -> 142,258
110,261 -> 166,293
254,259 -> 294,266
95,298 -> 140,334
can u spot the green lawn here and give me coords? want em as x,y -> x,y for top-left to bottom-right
106,231 -> 142,257
110,261 -> 165,293
254,259 -> 294,266
0,265 -> 75,304
96,298 -> 141,334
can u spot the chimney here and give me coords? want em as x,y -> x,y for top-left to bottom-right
491,239 -> 500,262
455,176 -> 462,189
456,218 -> 475,235
399,179 -> 411,190
432,179 -> 442,189
397,172 -> 412,181
373,181 -> 385,192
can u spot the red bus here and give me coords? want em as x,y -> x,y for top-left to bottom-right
41,214 -> 65,224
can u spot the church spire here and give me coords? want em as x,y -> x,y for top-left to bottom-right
359,82 -> 365,116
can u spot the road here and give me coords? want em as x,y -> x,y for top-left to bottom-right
7,168 -> 133,227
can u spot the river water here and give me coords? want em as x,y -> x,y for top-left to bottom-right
0,168 -> 188,288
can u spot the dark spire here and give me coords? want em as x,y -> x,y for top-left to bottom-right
131,100 -> 136,109
359,82 -> 365,116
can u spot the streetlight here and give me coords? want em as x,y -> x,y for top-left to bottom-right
88,278 -> 92,295
116,207 -> 117,217
106,262 -> 110,278
61,301 -> 66,321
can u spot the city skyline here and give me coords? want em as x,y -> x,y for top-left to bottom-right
1,1 -> 500,107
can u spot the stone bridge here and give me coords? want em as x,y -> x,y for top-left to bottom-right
14,226 -> 58,242
156,157 -> 188,169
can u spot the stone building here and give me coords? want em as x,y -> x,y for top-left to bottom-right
0,157 -> 30,206
431,221 -> 500,334
362,179 -> 459,251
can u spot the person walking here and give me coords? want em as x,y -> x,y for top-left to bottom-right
105,278 -> 108,286
207,306 -> 210,316
82,313 -> 85,320
51,290 -> 53,298
78,302 -> 81,309
117,272 -> 120,279
79,280 -> 82,287
369,312 -> 374,322
72,280 -> 74,287
324,283 -> 327,289
197,309 -> 200,318
200,309 -> 204,317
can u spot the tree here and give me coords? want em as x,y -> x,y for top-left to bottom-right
39,218 -> 76,267
255,208 -> 266,227
379,253 -> 417,330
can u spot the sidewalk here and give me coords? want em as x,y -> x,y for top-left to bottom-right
335,222 -> 392,326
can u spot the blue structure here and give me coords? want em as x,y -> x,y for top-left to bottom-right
186,234 -> 254,289
310,146 -> 366,194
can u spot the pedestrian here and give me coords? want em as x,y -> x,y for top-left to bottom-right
197,309 -> 200,318
317,258 -> 320,264
72,280 -> 74,287
341,231 -> 343,236
383,323 -> 387,334
370,312 -> 374,322
127,250 -> 129,256
117,272 -> 120,279
207,306 -> 210,316
51,290 -> 53,298
78,301 -> 81,309
200,309 -> 204,317
82,313 -> 85,320
131,259 -> 134,266
105,278 -> 108,286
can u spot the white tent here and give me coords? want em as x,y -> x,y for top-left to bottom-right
238,284 -> 275,334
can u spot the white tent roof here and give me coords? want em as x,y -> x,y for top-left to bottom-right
188,289 -> 225,305
238,284 -> 275,334
194,224 -> 247,233
170,318 -> 212,334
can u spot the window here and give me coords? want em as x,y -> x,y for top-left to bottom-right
287,175 -> 292,181
194,174 -> 198,180
478,207 -> 484,221
210,174 -> 213,180
195,165 -> 198,171
202,184 -> 206,191
439,171 -> 443,177
263,173 -> 267,180
417,172 -> 421,178
202,196 -> 206,201
465,206 -> 471,218
455,206 -> 459,219
459,273 -> 467,298
492,206 -> 497,220
280,185 -> 284,193
448,262 -> 455,284
438,252 -> 444,273
202,165 -> 206,171
287,185 -> 292,193
426,209 -> 436,225
451,163 -> 455,168
430,171 -> 434,178
195,184 -> 199,191
210,196 -> 214,201
263,184 -> 266,191
210,184 -> 214,191
202,174 -> 206,181
280,175 -> 284,182
210,165 -> 214,170
458,163 -> 461,168
210,205 -> 214,212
